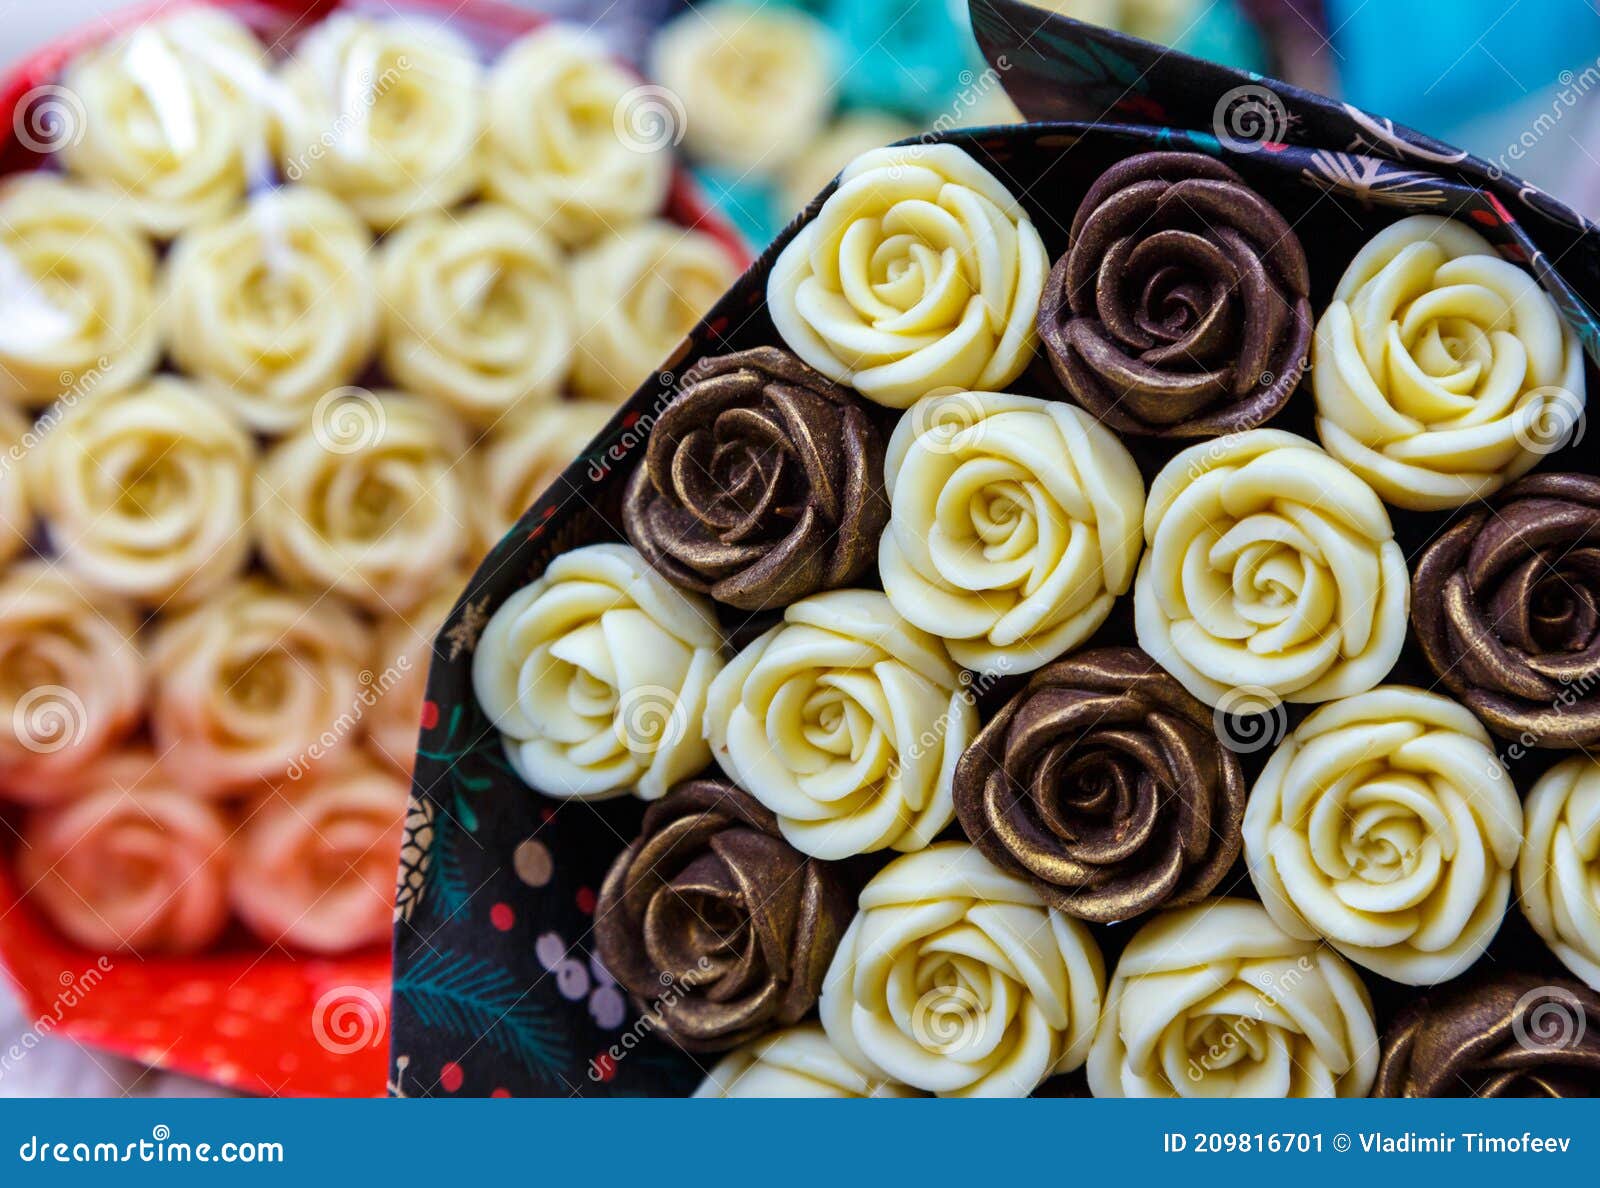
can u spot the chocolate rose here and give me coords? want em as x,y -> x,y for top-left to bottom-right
1039,152 -> 1311,437
594,778 -> 852,1052
623,348 -> 887,610
1413,473 -> 1600,747
1375,972 -> 1600,1097
952,647 -> 1245,922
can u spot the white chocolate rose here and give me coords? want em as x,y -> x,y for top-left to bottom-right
32,379 -> 254,605
696,1024 -> 920,1098
0,562 -> 143,801
60,8 -> 273,236
705,589 -> 977,859
1314,214 -> 1586,511
1519,755 -> 1600,991
478,401 -> 611,545
1134,429 -> 1409,706
149,579 -> 371,796
162,187 -> 379,434
0,405 -> 32,564
1087,897 -> 1378,1097
230,757 -> 407,953
778,114 -> 918,222
820,842 -> 1104,1097
367,580 -> 461,774
255,391 -> 472,614
472,542 -> 723,801
649,2 -> 832,173
0,175 -> 159,405
380,204 -> 573,425
572,220 -> 739,403
21,750 -> 231,953
767,144 -> 1047,408
484,26 -> 673,247
276,14 -> 481,229
1244,686 -> 1521,985
881,390 -> 1144,674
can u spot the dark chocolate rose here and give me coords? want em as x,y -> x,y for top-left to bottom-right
1375,972 -> 1600,1097
951,646 -> 1245,923
621,346 -> 887,610
593,778 -> 852,1052
1413,473 -> 1600,747
1038,151 -> 1311,437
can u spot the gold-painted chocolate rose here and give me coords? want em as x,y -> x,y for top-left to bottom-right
881,389 -> 1143,674
594,779 -> 852,1052
1244,686 -> 1521,984
1519,755 -> 1600,990
1412,473 -> 1600,747
820,842 -> 1105,1097
1088,898 -> 1379,1097
1375,972 -> 1600,1096
1134,429 -> 1409,706
1313,214 -> 1585,510
705,589 -> 977,859
695,1024 -> 919,1097
767,144 -> 1048,408
953,646 -> 1245,922
1039,151 -> 1311,438
622,347 -> 887,610
472,543 -> 724,801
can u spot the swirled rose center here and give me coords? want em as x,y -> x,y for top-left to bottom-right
969,482 -> 1034,558
449,257 -> 521,330
1314,775 -> 1441,886
645,882 -> 750,985
798,683 -> 873,762
673,415 -> 798,536
1528,574 -> 1597,651
1178,1012 -> 1276,1086
898,948 -> 1006,1056
222,654 -> 290,714
1202,521 -> 1334,645
1403,315 -> 1492,387
858,223 -> 972,324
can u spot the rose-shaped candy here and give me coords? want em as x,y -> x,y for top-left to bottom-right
1134,429 -> 1409,705
60,8 -> 272,236
1375,971 -> 1600,1096
162,187 -> 379,434
1412,473 -> 1600,747
0,406 -> 32,564
1088,897 -> 1378,1096
768,144 -> 1048,408
255,391 -> 471,614
881,389 -> 1143,673
696,1023 -> 920,1097
20,750 -> 231,953
571,220 -> 740,403
379,203 -> 572,425
479,402 -> 611,545
820,842 -> 1104,1097
953,646 -> 1245,921
484,27 -> 672,247
1244,686 -> 1521,984
149,579 -> 371,795
1039,152 -> 1311,438
650,1 -> 832,173
0,563 -> 144,801
472,543 -> 723,801
0,175 -> 159,405
622,347 -> 888,610
230,757 -> 408,953
1519,756 -> 1600,990
595,778 -> 852,1051
1314,214 -> 1585,510
32,379 -> 254,605
277,15 -> 481,229
706,589 -> 977,858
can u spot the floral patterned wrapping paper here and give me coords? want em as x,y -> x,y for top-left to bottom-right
390,0 -> 1600,1097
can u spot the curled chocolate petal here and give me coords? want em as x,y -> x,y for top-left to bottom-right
952,646 -> 1245,923
1375,972 -> 1600,1097
622,347 -> 888,610
1038,152 -> 1311,437
594,778 -> 852,1052
1412,473 -> 1600,747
